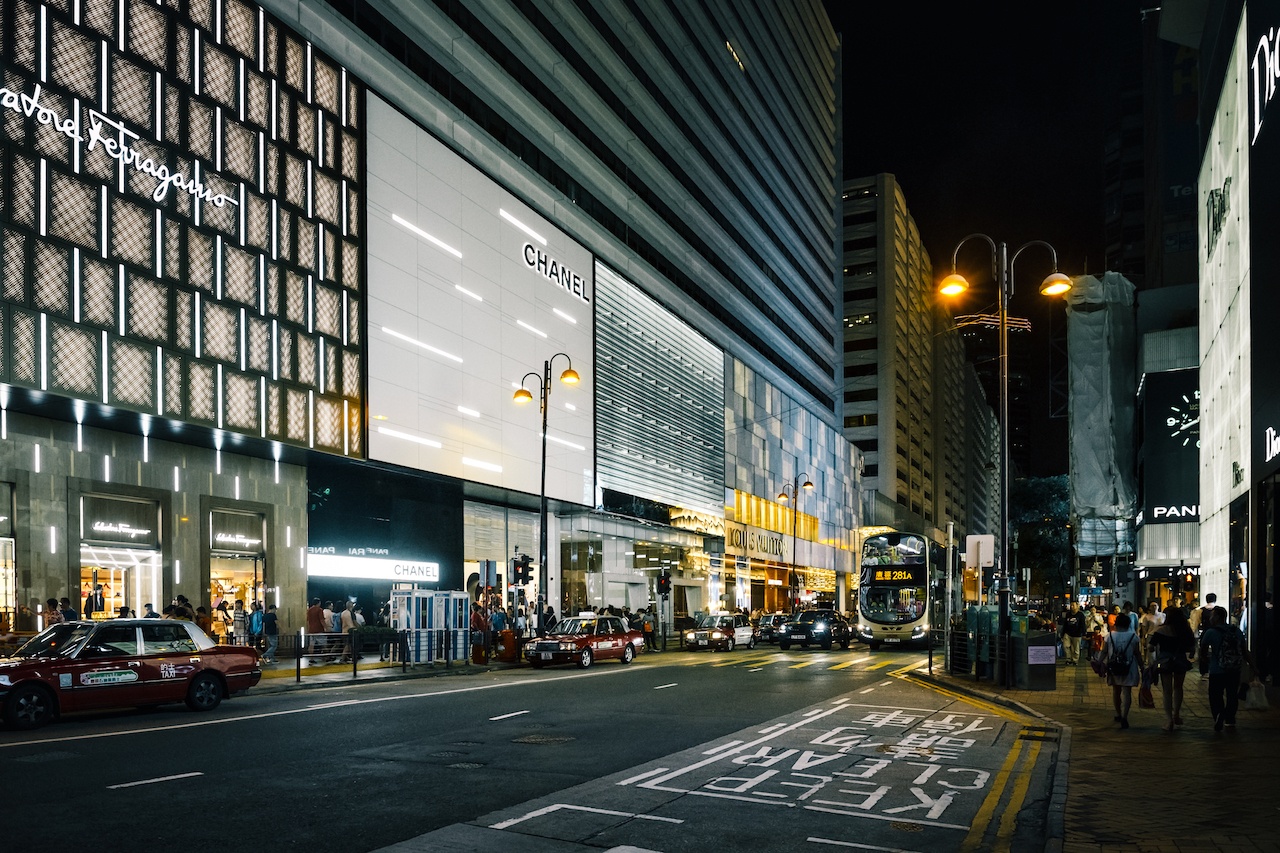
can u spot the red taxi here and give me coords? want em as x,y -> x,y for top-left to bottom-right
525,614 -> 645,668
1,619 -> 262,729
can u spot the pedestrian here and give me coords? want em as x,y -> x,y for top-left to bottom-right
232,599 -> 247,644
262,604 -> 280,663
490,604 -> 507,656
248,601 -> 265,650
1061,601 -> 1085,666
1084,604 -> 1106,654
1149,605 -> 1196,731
195,606 -> 213,635
515,607 -> 527,639
214,600 -> 232,640
1138,601 -> 1164,665
42,598 -> 64,628
143,602 -> 160,618
544,605 -> 557,634
1190,592 -> 1217,635
83,584 -> 106,619
1198,606 -> 1251,731
305,597 -> 326,658
1103,612 -> 1140,728
59,597 -> 78,622
339,602 -> 356,662
377,602 -> 393,661
470,602 -> 488,661
642,606 -> 657,651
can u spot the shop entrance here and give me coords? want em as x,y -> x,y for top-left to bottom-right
207,509 -> 268,640
79,545 -> 161,619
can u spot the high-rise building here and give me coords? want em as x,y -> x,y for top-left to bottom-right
841,174 -> 994,542
0,0 -> 859,630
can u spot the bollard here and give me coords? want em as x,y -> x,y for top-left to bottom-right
400,630 -> 408,672
441,628 -> 449,667
350,628 -> 358,679
296,629 -> 303,683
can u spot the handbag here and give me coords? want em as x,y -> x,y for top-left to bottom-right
1089,651 -> 1108,678
1138,684 -> 1156,708
1242,679 -> 1270,711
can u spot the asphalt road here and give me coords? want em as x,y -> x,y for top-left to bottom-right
0,646 -> 1056,853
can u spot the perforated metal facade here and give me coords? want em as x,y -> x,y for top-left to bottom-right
0,0 -> 364,455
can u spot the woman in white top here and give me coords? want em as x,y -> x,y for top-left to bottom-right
1103,612 -> 1141,729
1138,601 -> 1164,664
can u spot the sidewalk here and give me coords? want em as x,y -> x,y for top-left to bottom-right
249,653 -> 510,694
918,658 -> 1280,853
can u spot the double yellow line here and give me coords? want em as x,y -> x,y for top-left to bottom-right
959,730 -> 1042,851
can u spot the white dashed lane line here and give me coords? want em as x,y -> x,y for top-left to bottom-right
107,772 -> 204,789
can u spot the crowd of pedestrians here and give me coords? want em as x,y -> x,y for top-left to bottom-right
1053,595 -> 1258,733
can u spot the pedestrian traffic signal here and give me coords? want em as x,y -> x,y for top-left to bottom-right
513,554 -> 533,584
657,570 -> 671,595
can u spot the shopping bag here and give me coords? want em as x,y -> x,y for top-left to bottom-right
1138,684 -> 1155,708
1242,679 -> 1270,711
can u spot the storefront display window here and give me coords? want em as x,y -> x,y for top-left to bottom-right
209,510 -> 268,629
79,495 -> 161,619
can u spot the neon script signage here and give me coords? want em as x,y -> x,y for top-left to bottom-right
0,83 -> 239,209
1253,26 -> 1280,145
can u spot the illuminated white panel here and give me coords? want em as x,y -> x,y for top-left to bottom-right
366,94 -> 594,502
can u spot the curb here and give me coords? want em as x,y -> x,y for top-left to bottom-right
913,672 -> 1069,853
248,660 -> 511,695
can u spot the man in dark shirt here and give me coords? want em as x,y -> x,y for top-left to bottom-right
1062,601 -> 1086,666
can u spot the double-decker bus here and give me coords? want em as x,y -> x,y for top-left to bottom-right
855,532 -> 945,649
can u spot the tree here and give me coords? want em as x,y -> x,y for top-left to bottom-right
1009,475 -> 1071,602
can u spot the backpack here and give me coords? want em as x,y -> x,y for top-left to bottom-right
1106,635 -> 1134,677
249,610 -> 264,635
331,612 -> 342,632
1217,627 -> 1243,670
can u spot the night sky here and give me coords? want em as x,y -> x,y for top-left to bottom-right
824,1 -> 1148,476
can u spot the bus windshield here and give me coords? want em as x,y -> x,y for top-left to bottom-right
859,532 -> 932,626
860,585 -> 926,624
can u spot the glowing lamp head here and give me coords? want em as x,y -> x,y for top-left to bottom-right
560,367 -> 580,385
777,490 -> 789,502
802,479 -> 814,491
1039,272 -> 1072,297
513,387 -> 534,404
939,272 -> 969,297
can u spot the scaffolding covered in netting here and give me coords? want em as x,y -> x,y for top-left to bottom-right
1067,273 -> 1136,558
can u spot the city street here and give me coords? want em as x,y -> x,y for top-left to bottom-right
0,648 -> 1056,853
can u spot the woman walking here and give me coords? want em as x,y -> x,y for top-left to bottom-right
1149,605 -> 1196,731
1103,612 -> 1141,728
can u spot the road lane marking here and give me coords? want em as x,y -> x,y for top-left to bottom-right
809,836 -> 923,853
828,661 -> 856,670
867,661 -> 894,670
0,666 -> 638,749
701,740 -> 744,755
996,739 -> 1042,845
804,806 -> 968,831
488,710 -> 530,721
490,803 -> 684,830
859,687 -> 876,693
790,661 -> 816,669
960,735 -> 1025,851
748,668 -> 763,672
107,771 -> 203,789
654,683 -> 678,690
616,767 -> 669,786
899,674 -> 1029,722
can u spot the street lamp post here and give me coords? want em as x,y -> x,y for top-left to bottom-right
514,353 -> 579,637
777,474 -> 814,614
940,235 -> 1070,685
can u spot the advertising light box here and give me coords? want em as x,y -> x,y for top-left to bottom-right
364,94 -> 594,504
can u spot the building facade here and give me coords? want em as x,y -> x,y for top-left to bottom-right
0,0 -> 857,632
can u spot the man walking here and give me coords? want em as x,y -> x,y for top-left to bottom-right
1062,601 -> 1085,666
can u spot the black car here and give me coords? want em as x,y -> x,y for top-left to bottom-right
756,613 -> 789,644
778,610 -> 851,650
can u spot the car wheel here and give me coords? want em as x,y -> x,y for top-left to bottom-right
4,683 -> 56,730
748,636 -> 757,650
779,640 -> 790,651
578,647 -> 593,669
185,672 -> 223,712
839,639 -> 850,650
621,644 -> 635,665
726,638 -> 735,653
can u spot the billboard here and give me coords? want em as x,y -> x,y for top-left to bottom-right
364,94 -> 594,504
1141,369 -> 1200,524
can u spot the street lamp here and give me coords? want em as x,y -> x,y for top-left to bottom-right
940,234 -> 1070,685
777,474 -> 814,614
514,352 -> 580,636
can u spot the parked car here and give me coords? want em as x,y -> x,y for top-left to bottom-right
778,609 -> 852,650
0,619 -> 262,730
525,614 -> 643,669
756,613 -> 790,644
683,612 -> 756,651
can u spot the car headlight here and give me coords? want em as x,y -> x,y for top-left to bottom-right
686,632 -> 695,641
813,622 -> 827,632
711,631 -> 724,639
559,642 -> 576,651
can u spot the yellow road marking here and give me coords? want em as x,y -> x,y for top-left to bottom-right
960,735 -> 1024,852
827,660 -> 856,671
899,673 -> 1028,722
866,660 -> 894,671
996,739 -> 1042,846
789,661 -> 816,669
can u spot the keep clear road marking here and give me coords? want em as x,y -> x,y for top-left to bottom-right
808,838 -> 923,853
489,710 -> 530,721
654,683 -> 678,690
108,772 -> 203,789
789,660 -> 816,669
827,660 -> 856,670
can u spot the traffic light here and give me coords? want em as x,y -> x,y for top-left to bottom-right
657,570 -> 671,596
513,554 -> 533,584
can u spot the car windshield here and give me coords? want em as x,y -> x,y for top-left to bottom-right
553,618 -> 595,636
694,614 -> 732,629
11,623 -> 96,659
798,612 -> 831,624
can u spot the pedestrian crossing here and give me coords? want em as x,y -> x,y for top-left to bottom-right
675,650 -> 926,672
